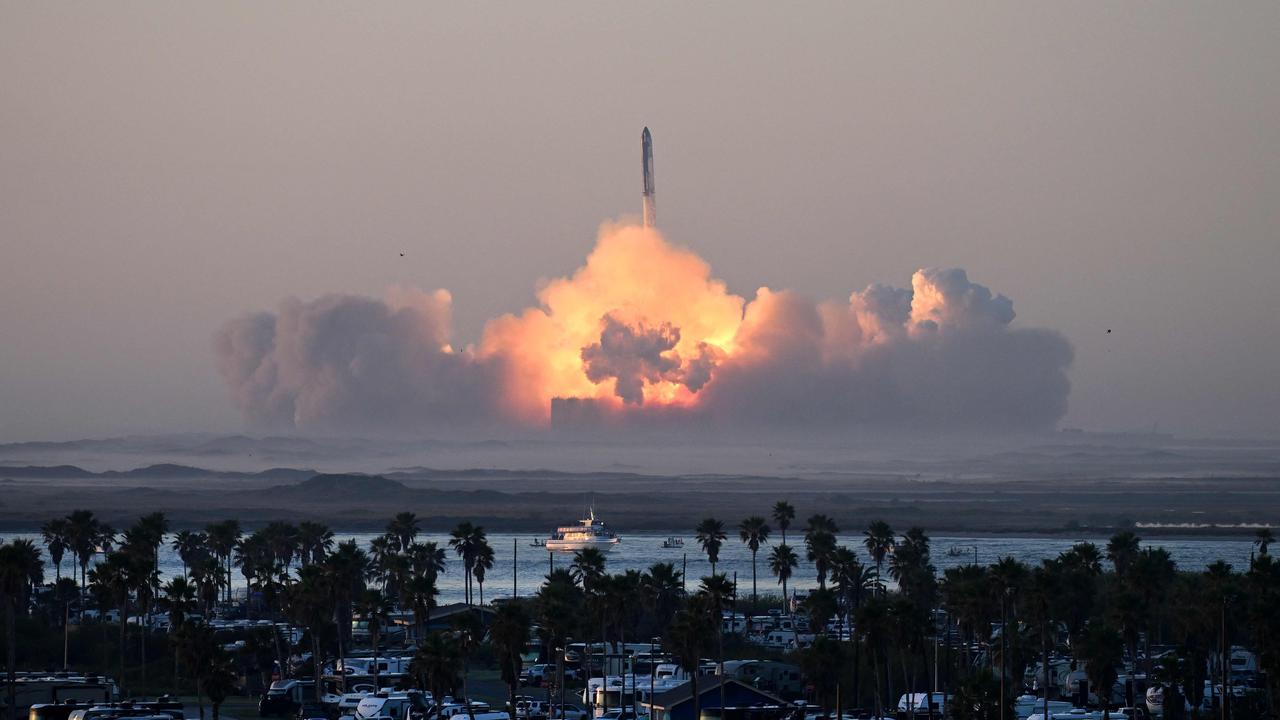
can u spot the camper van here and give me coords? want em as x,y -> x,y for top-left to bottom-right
347,691 -> 431,720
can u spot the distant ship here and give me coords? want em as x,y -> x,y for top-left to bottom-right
544,508 -> 621,552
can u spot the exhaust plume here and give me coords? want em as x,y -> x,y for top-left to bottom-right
214,224 -> 1073,433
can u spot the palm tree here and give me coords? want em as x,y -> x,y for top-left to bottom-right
890,527 -> 936,610
450,610 -> 484,720
1025,563 -> 1059,720
1256,527 -> 1274,556
535,569 -> 584,695
369,535 -> 395,590
172,530 -> 207,578
798,636 -> 846,715
173,623 -> 218,720
285,565 -> 331,702
262,521 -> 300,574
571,548 -> 607,593
642,562 -> 685,634
772,501 -> 796,545
136,512 -> 169,571
450,523 -> 487,605
381,553 -> 412,605
404,575 -> 439,643
411,632 -> 463,701
830,546 -> 874,706
41,519 -> 70,581
297,522 -> 334,566
699,574 -> 735,714
863,520 -> 895,594
195,555 -> 228,617
205,520 -> 241,605
855,596 -> 892,718
45,577 -> 76,671
203,653 -> 238,720
491,602 -> 532,718
738,516 -> 770,602
472,541 -> 496,606
163,576 -> 198,694
89,550 -> 140,695
802,587 -> 838,635
1,540 -> 44,720
409,541 -> 448,581
1080,623 -> 1123,718
325,540 -> 371,690
355,588 -> 394,689
695,518 -> 727,574
665,594 -> 716,720
66,509 -> 103,590
1129,547 -> 1177,674
768,544 -> 799,612
387,512 -> 420,553
805,530 -> 838,589
1106,531 -> 1141,579
951,669 -> 1006,720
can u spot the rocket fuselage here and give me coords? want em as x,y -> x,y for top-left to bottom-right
642,127 -> 656,228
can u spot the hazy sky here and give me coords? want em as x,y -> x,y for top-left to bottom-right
2,2 -> 1277,441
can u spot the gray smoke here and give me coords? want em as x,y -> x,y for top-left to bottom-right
213,290 -> 506,431
581,314 -> 684,404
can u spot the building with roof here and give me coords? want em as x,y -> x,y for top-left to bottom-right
645,678 -> 791,720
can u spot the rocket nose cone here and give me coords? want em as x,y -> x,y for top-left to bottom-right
642,127 -> 651,140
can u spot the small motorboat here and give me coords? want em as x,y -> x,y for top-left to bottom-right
662,536 -> 684,549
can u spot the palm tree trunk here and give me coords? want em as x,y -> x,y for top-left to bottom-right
120,596 -> 129,697
372,624 -> 381,691
751,551 -> 758,602
7,600 -> 17,720
337,608 -> 348,693
64,601 -> 71,671
691,672 -> 700,720
313,631 -> 323,703
1042,624 -> 1050,720
141,609 -> 148,694
871,651 -> 883,718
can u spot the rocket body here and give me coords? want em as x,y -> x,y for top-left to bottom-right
642,127 -> 656,228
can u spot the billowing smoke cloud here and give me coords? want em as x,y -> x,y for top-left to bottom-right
581,315 -> 684,405
214,224 -> 1072,433
213,288 -> 506,431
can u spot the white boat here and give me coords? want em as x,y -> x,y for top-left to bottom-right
544,509 -> 620,552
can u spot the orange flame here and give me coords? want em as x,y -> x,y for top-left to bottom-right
478,223 -> 745,422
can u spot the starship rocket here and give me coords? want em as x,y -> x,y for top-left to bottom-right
642,127 -> 656,228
